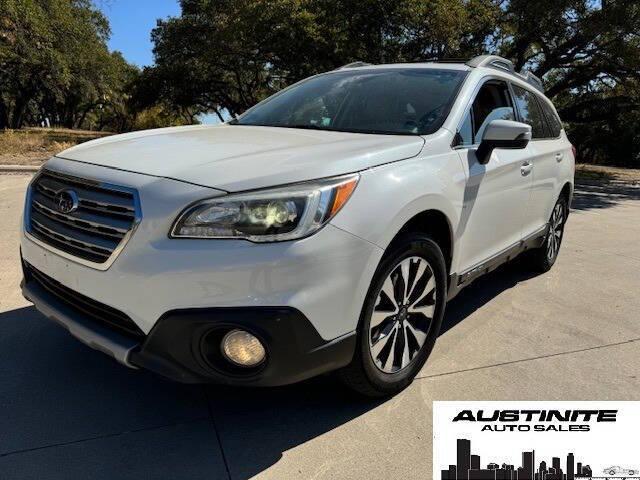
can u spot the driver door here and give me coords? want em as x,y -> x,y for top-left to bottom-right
453,79 -> 534,273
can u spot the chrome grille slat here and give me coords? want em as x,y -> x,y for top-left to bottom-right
34,185 -> 134,220
31,222 -> 111,263
79,198 -> 135,216
32,199 -> 128,238
37,176 -> 135,212
31,216 -> 117,252
31,190 -> 131,231
26,170 -> 140,266
33,224 -> 109,263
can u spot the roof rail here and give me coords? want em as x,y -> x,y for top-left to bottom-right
336,61 -> 372,70
466,55 -> 544,92
429,58 -> 469,63
519,70 -> 544,92
466,55 -> 516,73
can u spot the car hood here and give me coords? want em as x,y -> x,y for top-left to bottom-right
56,124 -> 425,191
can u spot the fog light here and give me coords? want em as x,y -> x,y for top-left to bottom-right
221,329 -> 266,367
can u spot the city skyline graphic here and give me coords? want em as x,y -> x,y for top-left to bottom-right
441,438 -> 594,480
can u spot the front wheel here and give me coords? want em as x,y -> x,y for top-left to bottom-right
338,234 -> 447,397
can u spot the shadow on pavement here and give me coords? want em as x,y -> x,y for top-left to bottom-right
0,258 -> 544,479
441,258 -> 539,336
572,180 -> 640,211
0,306 -> 229,479
0,306 -> 385,479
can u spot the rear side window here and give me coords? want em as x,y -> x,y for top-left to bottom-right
512,86 -> 546,139
539,99 -> 562,137
456,81 -> 515,146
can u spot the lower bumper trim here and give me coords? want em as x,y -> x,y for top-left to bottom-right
130,307 -> 356,386
22,268 -> 355,385
22,278 -> 139,368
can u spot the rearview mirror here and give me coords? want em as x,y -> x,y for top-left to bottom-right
476,120 -> 531,165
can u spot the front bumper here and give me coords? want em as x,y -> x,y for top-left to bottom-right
20,159 -> 382,385
22,260 -> 356,385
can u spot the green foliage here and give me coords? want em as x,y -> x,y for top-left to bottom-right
496,0 -> 640,163
131,104 -> 197,131
143,0 -> 640,165
0,0 -> 185,132
1,0 -> 110,128
143,0 -> 502,117
1,0 -> 639,164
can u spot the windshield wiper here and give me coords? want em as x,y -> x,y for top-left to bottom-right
231,123 -> 419,136
286,124 -> 328,130
231,122 -> 330,131
267,124 -> 329,131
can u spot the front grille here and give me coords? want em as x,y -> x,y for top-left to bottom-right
27,169 -> 138,265
23,261 -> 145,340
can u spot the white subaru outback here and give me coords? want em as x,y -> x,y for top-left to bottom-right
20,55 -> 574,396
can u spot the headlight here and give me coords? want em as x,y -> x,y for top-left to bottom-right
170,174 -> 359,242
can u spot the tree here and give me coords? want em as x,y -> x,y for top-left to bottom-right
0,0 -> 144,131
498,0 -> 640,162
146,0 -> 502,117
145,0 -> 640,165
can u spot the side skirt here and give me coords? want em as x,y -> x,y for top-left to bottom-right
446,225 -> 548,301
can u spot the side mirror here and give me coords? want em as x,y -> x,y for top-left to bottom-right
476,120 -> 532,165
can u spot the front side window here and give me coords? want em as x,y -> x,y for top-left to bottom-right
512,85 -> 547,139
232,69 -> 468,136
456,81 -> 515,146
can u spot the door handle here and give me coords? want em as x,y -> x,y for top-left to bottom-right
555,152 -> 564,162
521,162 -> 533,176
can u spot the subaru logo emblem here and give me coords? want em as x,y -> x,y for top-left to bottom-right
55,190 -> 79,214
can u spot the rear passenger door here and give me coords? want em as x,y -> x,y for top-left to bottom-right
453,79 -> 534,272
511,85 -> 564,236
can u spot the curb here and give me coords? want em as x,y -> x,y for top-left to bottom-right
0,165 -> 40,174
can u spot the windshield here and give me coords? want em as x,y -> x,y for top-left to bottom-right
232,68 -> 467,136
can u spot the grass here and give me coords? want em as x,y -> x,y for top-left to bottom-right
0,128 -> 112,166
575,164 -> 640,185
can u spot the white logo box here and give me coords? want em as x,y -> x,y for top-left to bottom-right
433,401 -> 640,479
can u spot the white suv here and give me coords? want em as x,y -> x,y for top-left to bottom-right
20,55 -> 574,396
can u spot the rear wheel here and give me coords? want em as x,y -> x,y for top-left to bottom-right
338,234 -> 447,397
525,196 -> 567,272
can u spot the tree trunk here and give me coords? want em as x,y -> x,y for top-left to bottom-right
76,105 -> 92,130
213,108 -> 225,122
10,96 -> 28,129
0,100 -> 8,129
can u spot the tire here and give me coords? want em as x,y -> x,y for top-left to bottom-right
525,195 -> 568,273
338,234 -> 447,397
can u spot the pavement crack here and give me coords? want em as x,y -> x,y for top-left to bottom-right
416,337 -> 640,380
203,386 -> 232,480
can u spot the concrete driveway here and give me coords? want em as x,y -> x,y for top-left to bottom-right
1,174 -> 639,479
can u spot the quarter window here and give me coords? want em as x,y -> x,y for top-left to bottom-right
539,99 -> 562,138
512,86 -> 546,139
